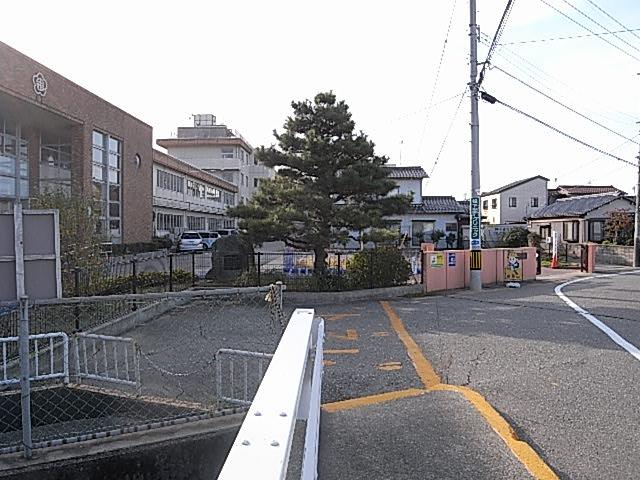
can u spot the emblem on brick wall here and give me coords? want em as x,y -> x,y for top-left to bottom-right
32,72 -> 48,97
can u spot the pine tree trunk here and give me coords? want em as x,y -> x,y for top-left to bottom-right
314,247 -> 327,274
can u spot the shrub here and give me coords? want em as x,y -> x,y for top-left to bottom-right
86,269 -> 192,295
500,227 -> 530,247
346,248 -> 411,289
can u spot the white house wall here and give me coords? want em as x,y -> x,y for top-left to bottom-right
500,178 -> 548,223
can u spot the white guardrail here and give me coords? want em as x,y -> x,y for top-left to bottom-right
218,308 -> 324,480
0,332 -> 69,386
74,333 -> 141,393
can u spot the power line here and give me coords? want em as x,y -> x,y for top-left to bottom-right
426,92 -> 466,180
478,0 -> 517,87
553,134 -> 640,182
538,0 -> 640,62
492,65 -> 638,144
480,32 -> 637,124
499,27 -> 640,45
558,0 -> 640,53
415,0 -> 458,160
388,92 -> 465,124
585,0 -> 640,43
480,91 -> 638,167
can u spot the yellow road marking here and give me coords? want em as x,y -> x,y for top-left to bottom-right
324,349 -> 359,355
328,329 -> 359,341
322,388 -> 426,413
432,384 -> 558,480
324,313 -> 361,321
380,301 -> 441,388
379,300 -> 559,480
377,361 -> 402,371
372,331 -> 390,337
323,360 -> 336,366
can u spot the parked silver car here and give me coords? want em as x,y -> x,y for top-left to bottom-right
197,231 -> 220,250
177,231 -> 204,251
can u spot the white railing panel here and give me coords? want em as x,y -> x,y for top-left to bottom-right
0,332 -> 69,386
218,308 -> 318,480
74,333 -> 140,392
215,349 -> 274,407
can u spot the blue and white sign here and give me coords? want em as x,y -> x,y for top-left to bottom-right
447,252 -> 456,267
470,197 -> 481,249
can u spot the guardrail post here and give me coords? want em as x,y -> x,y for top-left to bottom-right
257,252 -> 262,287
18,296 -> 32,459
74,268 -> 81,331
191,252 -> 196,287
131,258 -> 138,312
168,254 -> 174,292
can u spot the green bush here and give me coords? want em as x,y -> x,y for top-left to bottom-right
499,227 -> 530,247
346,248 -> 411,289
109,238 -> 173,256
88,269 -> 192,295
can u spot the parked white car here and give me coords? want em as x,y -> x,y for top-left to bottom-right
177,231 -> 204,251
217,229 -> 239,237
198,231 -> 220,250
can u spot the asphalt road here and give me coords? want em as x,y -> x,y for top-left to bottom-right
317,271 -> 640,480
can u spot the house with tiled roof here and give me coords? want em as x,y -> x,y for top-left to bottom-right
528,193 -> 635,243
481,175 -> 549,225
548,185 -> 626,204
380,166 -> 465,247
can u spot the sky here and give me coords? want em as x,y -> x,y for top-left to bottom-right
2,0 -> 639,199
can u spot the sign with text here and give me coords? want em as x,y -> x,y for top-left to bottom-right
470,197 -> 481,249
429,252 -> 444,268
447,252 -> 456,267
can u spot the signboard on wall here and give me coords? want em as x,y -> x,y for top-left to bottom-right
0,210 -> 61,301
470,197 -> 481,249
447,252 -> 456,267
429,252 -> 444,268
504,250 -> 523,281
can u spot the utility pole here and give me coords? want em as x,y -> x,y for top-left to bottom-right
469,0 -> 482,291
634,142 -> 640,267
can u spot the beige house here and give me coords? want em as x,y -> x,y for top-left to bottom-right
528,193 -> 635,243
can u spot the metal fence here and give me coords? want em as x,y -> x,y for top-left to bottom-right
0,284 -> 286,456
63,248 -> 423,297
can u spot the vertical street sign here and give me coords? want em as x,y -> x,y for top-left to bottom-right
470,196 -> 482,272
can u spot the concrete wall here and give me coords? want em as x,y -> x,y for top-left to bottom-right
424,247 -> 537,293
0,416 -> 242,480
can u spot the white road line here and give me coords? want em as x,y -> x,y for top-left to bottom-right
555,271 -> 640,362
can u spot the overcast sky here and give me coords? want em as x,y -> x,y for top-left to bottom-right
2,0 -> 639,198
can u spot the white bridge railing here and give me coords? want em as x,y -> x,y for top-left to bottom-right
0,332 -> 69,386
218,308 -> 324,480
215,348 -> 274,407
74,333 -> 141,392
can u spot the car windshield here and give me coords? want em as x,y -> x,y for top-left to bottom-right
210,233 -> 220,238
199,232 -> 210,238
181,232 -> 200,240
218,231 -> 229,235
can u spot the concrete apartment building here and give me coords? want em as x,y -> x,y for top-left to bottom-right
0,41 -> 153,243
157,115 -> 274,205
152,150 -> 238,238
481,175 -> 549,225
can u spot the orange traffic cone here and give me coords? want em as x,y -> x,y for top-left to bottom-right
550,254 -> 559,269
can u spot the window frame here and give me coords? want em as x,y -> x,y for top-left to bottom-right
508,197 -> 517,208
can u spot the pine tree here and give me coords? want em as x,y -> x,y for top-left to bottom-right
231,92 -> 411,272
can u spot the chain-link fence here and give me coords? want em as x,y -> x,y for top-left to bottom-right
0,284 -> 286,456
